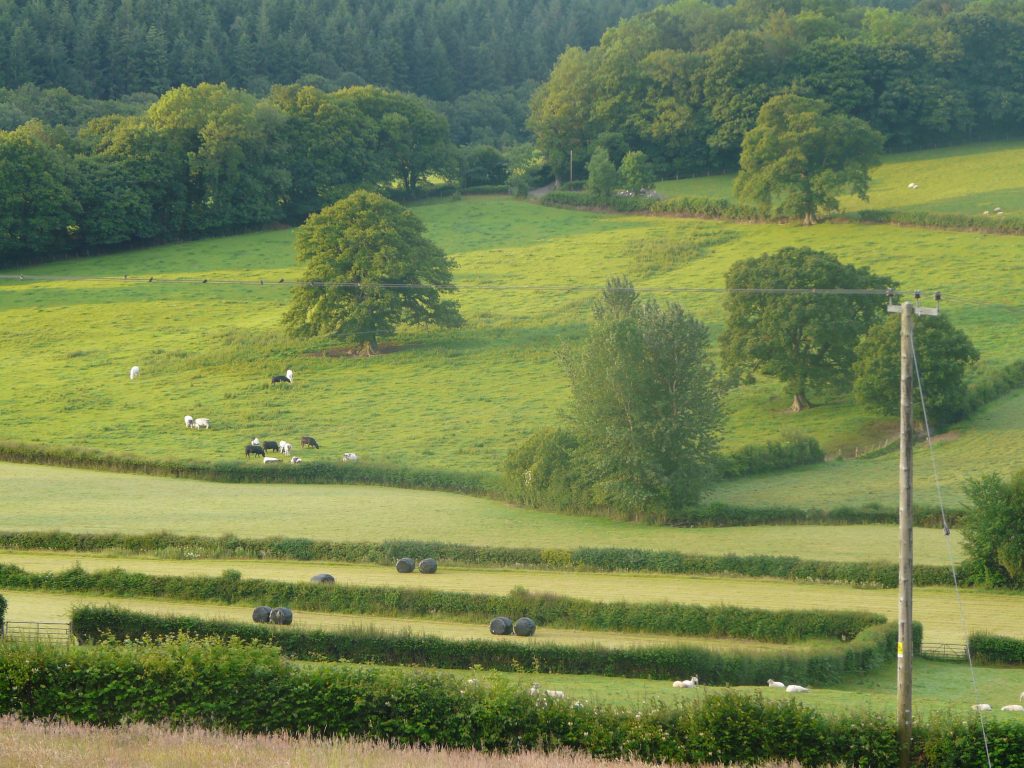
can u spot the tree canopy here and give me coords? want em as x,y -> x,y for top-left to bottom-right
721,247 -> 891,411
734,94 -> 884,224
562,278 -> 724,518
284,190 -> 463,353
961,470 -> 1024,588
853,313 -> 979,430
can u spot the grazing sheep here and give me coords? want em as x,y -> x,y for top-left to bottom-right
301,436 -> 319,449
786,685 -> 810,693
972,704 -> 992,712
245,444 -> 265,459
1001,705 -> 1024,712
290,456 -> 302,463
278,440 -> 292,455
262,440 -> 280,453
1020,691 -> 1024,702
263,456 -> 281,463
546,690 -> 566,699
529,683 -> 541,696
673,675 -> 699,689
342,452 -> 358,461
907,182 -> 919,189
193,418 -> 210,429
271,369 -> 294,384
129,365 -> 140,380
251,437 -> 261,446
184,415 -> 195,429
768,679 -> 785,689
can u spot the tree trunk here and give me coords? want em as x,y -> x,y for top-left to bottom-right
803,211 -> 815,226
790,391 -> 811,411
358,336 -> 379,356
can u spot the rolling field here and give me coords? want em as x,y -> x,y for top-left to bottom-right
2,549 -> 1020,644
656,141 -> 1024,217
0,462 -> 964,564
2,145 -> 1024,509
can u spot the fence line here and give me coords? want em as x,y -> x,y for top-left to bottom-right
2,621 -> 72,646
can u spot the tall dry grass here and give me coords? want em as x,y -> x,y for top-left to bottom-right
0,716 -> 814,768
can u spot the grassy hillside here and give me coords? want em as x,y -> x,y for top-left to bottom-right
2,142 -> 1024,509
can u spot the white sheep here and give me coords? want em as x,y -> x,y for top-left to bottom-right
546,690 -> 565,698
251,437 -> 260,446
907,182 -> 919,189
193,418 -> 210,429
1001,705 -> 1024,712
263,456 -> 281,463
767,679 -> 785,689
673,675 -> 699,689
342,452 -> 359,461
972,704 -> 992,711
1020,691 -> 1024,702
529,683 -> 541,696
786,684 -> 810,693
184,415 -> 195,429
290,456 -> 302,463
279,440 -> 292,455
129,365 -> 140,380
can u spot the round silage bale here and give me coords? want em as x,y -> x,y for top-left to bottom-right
513,617 -> 536,636
489,616 -> 513,635
396,557 -> 415,573
417,557 -> 438,574
269,607 -> 293,625
252,606 -> 272,623
310,573 -> 335,584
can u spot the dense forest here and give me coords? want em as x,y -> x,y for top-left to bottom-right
530,0 -> 1024,178
0,0 -> 671,102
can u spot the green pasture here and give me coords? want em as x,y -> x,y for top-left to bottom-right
0,462 -> 963,565
656,140 -> 1024,217
3,549 -> 1021,644
2,141 -> 1024,509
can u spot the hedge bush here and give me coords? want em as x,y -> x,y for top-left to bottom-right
0,593 -> 5,624
69,606 -> 919,686
718,436 -> 825,479
0,564 -> 884,643
0,530 -> 957,588
541,190 -> 763,221
969,633 -> 1024,666
850,209 -> 1024,236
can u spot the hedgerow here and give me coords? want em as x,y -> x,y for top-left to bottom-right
0,530 -> 956,587
969,632 -> 1024,665
6,628 -> 1005,767
850,209 -> 1024,236
0,564 -> 883,642
69,606 -> 917,685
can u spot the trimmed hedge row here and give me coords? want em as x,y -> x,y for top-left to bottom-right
69,606 -> 919,686
969,633 -> 1024,666
0,564 -> 883,642
541,190 -> 764,221
0,530 -> 957,588
850,209 -> 1024,236
0,441 -> 497,496
718,436 -> 825,479
7,631 -> 1020,767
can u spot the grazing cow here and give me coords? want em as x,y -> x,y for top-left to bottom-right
262,440 -> 280,453
278,441 -> 292,455
245,444 -> 265,459
184,415 -> 195,429
301,436 -> 319,449
129,365 -> 140,380
193,418 -> 210,429
271,368 -> 294,384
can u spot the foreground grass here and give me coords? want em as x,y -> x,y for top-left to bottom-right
2,550 -> 1020,644
0,716 -> 671,768
0,463 -> 965,564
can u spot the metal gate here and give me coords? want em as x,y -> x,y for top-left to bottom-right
1,621 -> 72,646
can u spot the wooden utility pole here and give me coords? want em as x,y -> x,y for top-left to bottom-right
887,294 -> 938,768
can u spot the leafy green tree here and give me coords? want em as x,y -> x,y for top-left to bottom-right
618,150 -> 654,194
853,313 -> 979,430
735,94 -> 884,224
284,190 -> 463,353
585,146 -> 618,199
562,278 -> 724,518
721,247 -> 891,412
459,144 -> 506,187
961,470 -> 1024,588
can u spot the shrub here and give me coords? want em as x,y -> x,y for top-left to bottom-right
0,592 -> 5,623
502,427 -> 584,510
719,435 -> 825,479
969,632 -> 1024,665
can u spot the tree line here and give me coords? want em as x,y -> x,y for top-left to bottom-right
0,83 -> 458,267
529,0 -> 1024,180
0,0 -> 668,102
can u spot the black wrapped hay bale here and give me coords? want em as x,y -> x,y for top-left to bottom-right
489,616 -> 513,635
269,607 -> 293,625
513,617 -> 536,637
252,606 -> 272,623
396,557 -> 415,573
417,557 -> 438,574
310,573 -> 335,584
